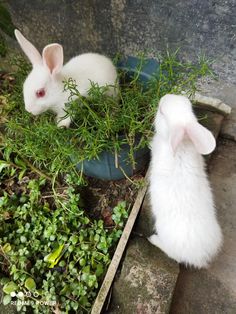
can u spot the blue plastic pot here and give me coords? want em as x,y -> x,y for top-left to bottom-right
77,136 -> 150,181
77,56 -> 159,180
117,55 -> 160,85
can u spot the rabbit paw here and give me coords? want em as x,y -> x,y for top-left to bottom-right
57,116 -> 71,128
148,234 -> 161,248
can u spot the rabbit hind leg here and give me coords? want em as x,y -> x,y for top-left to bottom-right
148,234 -> 165,252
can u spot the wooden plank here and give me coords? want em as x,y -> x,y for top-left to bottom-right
91,173 -> 148,314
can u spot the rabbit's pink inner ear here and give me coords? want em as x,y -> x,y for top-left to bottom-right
14,29 -> 42,65
170,125 -> 185,153
186,121 -> 216,155
42,44 -> 63,75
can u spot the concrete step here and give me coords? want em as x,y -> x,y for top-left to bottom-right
197,80 -> 236,141
109,236 -> 179,314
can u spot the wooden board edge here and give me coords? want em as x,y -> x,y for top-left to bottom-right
91,173 -> 149,314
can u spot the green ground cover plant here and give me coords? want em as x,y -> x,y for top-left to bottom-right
0,152 -> 128,313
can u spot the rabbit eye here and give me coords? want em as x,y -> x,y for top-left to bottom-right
36,88 -> 46,98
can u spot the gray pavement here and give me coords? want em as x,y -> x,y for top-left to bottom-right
170,83 -> 236,314
170,138 -> 236,314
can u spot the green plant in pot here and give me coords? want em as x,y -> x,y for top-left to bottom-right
63,53 -> 214,180
3,51 -> 214,181
64,56 -> 160,180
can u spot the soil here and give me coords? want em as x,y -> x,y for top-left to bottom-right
0,162 -> 145,230
82,171 -> 145,226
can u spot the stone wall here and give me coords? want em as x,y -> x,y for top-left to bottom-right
3,0 -> 236,83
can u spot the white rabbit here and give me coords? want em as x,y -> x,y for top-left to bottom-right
14,29 -> 118,127
148,94 -> 222,268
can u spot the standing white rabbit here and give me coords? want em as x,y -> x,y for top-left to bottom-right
14,29 -> 118,127
148,94 -> 222,268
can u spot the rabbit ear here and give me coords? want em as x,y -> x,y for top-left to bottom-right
186,121 -> 216,155
170,122 -> 216,155
14,29 -> 42,66
170,125 -> 186,153
42,44 -> 63,75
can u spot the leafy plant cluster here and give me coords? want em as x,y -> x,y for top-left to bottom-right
2,51 -> 214,178
0,151 -> 128,313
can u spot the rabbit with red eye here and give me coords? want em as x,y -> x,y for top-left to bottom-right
148,94 -> 223,268
14,30 -> 118,128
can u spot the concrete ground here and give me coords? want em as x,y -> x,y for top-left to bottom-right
170,81 -> 236,314
170,138 -> 236,314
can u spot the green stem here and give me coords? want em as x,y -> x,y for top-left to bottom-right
22,158 -> 53,182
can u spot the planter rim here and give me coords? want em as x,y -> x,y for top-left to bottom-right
193,93 -> 231,115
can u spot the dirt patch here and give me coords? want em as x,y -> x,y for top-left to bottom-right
82,171 -> 145,226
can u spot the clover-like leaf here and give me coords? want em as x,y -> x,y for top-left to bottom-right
0,161 -> 10,173
3,281 -> 18,294
44,244 -> 65,268
25,278 -> 36,291
3,295 -> 12,305
2,243 -> 11,253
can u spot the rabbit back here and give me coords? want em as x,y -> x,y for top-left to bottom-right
62,53 -> 117,97
149,137 -> 223,268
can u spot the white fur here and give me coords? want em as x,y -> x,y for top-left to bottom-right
15,30 -> 118,127
148,94 -> 222,268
